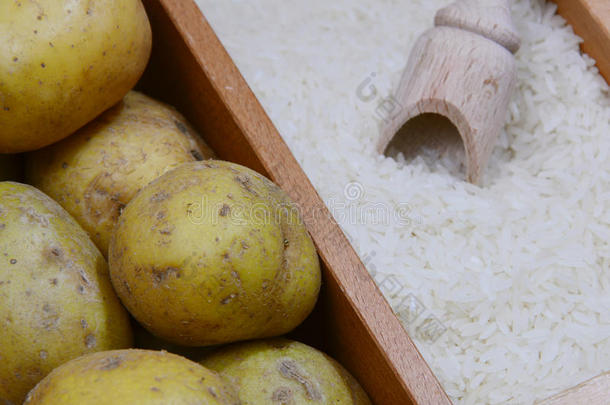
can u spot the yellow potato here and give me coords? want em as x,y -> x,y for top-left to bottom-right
201,338 -> 372,404
0,182 -> 132,404
109,161 -> 321,346
26,91 -> 214,256
0,0 -> 151,153
24,349 -> 240,405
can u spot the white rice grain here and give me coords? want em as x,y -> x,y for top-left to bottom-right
196,0 -> 610,403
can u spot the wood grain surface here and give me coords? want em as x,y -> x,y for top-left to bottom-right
536,372 -> 610,405
379,0 -> 520,184
553,0 -> 610,84
379,25 -> 518,184
139,0 -> 453,404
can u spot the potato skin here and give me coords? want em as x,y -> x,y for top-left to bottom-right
0,182 -> 132,404
24,349 -> 240,405
0,0 -> 152,153
201,338 -> 372,404
26,91 -> 215,257
109,161 -> 321,346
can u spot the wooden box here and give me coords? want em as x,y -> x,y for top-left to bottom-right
138,0 -> 609,404
137,1 -> 450,404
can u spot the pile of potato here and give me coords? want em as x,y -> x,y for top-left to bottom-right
0,1 -> 371,404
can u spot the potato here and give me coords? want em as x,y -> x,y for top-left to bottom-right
201,338 -> 372,404
24,349 -> 240,405
0,0 -> 151,153
26,91 -> 215,256
0,182 -> 132,404
109,161 -> 321,346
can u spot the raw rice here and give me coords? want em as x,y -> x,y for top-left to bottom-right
196,0 -> 610,403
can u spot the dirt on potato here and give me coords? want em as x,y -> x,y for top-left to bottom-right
24,349 -> 240,405
201,338 -> 372,404
108,160 -> 321,346
0,0 -> 152,153
0,182 -> 132,404
26,91 -> 215,256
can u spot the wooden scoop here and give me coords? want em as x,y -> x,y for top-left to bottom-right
378,0 -> 521,184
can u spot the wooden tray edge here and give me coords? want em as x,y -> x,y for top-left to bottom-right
536,372 -> 610,405
553,0 -> 610,84
146,1 -> 453,404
